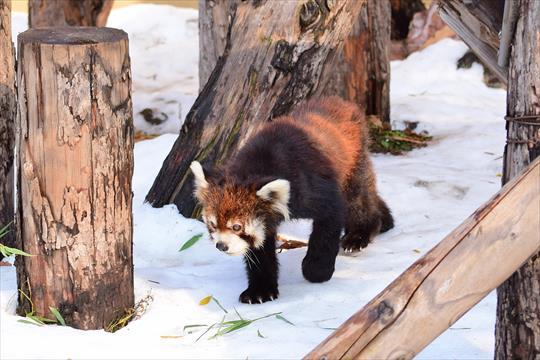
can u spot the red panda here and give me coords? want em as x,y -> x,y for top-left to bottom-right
190,96 -> 393,304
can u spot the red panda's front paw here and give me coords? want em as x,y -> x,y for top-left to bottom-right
239,286 -> 279,304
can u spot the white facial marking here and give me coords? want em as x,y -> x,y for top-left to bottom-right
256,179 -> 290,220
213,231 -> 249,256
190,161 -> 208,200
244,218 -> 266,249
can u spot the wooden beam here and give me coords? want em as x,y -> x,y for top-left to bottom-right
437,0 -> 507,85
306,157 -> 540,359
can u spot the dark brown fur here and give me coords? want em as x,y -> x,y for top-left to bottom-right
193,96 -> 393,304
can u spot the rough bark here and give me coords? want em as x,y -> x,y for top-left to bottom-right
318,0 -> 390,124
29,0 -> 113,28
15,27 -> 134,330
199,0 -> 390,124
148,0 -> 390,216
438,0 -> 507,84
0,0 -> 16,255
198,0 -> 237,88
496,0 -> 540,358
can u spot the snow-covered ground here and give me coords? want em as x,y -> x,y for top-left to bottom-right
1,5 -> 506,359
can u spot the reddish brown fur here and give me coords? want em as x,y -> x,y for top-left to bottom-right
286,98 -> 365,186
200,184 -> 258,231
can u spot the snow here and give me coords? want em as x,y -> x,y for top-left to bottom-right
1,5 -> 506,359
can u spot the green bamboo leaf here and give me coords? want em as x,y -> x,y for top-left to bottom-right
196,323 -> 216,342
257,329 -> 266,338
212,297 -> 228,314
0,244 -> 33,257
178,233 -> 204,252
183,324 -> 207,331
49,307 -> 66,326
27,315 -> 46,325
275,314 -> 294,326
233,307 -> 244,320
18,319 -> 42,326
32,315 -> 56,324
0,222 -> 12,238
216,320 -> 252,336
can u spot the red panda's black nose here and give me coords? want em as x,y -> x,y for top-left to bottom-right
216,242 -> 228,252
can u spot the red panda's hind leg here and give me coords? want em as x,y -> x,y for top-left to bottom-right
341,159 -> 393,252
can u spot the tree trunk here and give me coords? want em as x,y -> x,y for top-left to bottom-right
198,0 -> 390,124
198,0 -> 237,89
495,0 -> 540,357
318,0 -> 391,124
0,0 -> 16,256
15,27 -> 134,330
28,0 -> 113,28
147,0 -> 388,217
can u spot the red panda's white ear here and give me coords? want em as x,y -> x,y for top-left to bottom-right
256,179 -> 290,220
190,161 -> 209,201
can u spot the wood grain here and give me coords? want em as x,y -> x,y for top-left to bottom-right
496,0 -> 540,357
15,27 -> 134,330
306,158 -> 540,359
0,0 -> 16,253
438,0 -> 507,85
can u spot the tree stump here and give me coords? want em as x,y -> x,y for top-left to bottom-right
29,0 -> 113,28
15,27 -> 134,330
0,0 -> 16,256
147,0 -> 372,217
495,0 -> 540,357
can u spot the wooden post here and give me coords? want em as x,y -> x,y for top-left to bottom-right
29,0 -> 113,28
496,0 -> 540,357
0,0 -> 16,254
306,158 -> 540,359
147,0 -> 372,217
15,27 -> 134,330
438,0 -> 507,85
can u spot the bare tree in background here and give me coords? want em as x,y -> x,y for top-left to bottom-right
29,0 -> 113,28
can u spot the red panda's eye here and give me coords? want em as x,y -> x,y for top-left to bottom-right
232,224 -> 242,232
207,221 -> 216,231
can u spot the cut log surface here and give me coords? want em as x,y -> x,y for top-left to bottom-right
496,0 -> 540,357
15,27 -> 134,330
147,0 -> 371,217
29,0 -> 113,28
438,0 -> 507,84
306,158 -> 540,359
0,0 -> 16,251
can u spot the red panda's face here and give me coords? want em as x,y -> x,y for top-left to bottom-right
190,161 -> 290,256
